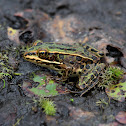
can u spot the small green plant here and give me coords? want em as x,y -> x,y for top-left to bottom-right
99,66 -> 124,88
0,52 -> 13,88
38,98 -> 56,116
0,73 -> 12,88
13,116 -> 23,126
96,99 -> 108,109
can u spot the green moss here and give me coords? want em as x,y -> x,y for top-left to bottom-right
96,99 -> 108,109
99,66 -> 124,88
0,52 -> 13,88
39,98 -> 56,116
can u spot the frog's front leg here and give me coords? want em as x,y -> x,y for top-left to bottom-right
77,63 -> 105,96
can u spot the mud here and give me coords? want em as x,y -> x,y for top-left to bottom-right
0,0 -> 126,126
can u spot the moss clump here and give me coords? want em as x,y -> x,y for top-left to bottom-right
99,66 -> 124,88
0,52 -> 13,88
39,98 -> 56,116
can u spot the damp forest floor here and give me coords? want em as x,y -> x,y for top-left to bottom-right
0,0 -> 126,126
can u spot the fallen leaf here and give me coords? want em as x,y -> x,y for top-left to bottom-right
22,72 -> 69,97
99,122 -> 119,126
116,111 -> 126,124
7,27 -> 20,44
69,107 -> 95,120
106,81 -> 126,102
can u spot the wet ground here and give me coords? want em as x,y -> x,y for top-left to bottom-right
0,0 -> 126,126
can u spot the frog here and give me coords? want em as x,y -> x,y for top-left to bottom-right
24,40 -> 106,96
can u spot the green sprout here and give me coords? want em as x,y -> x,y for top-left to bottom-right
99,66 -> 124,88
96,99 -> 108,109
38,98 -> 56,116
13,116 -> 23,126
0,73 -> 12,88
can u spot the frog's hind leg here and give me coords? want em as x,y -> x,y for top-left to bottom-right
78,63 -> 105,96
79,75 -> 99,97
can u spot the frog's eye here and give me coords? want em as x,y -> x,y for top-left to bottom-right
38,51 -> 46,58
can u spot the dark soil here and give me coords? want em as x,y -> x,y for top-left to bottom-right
0,0 -> 126,126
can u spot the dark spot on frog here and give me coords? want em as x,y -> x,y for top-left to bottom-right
114,86 -> 118,88
89,82 -> 94,88
59,54 -> 64,59
91,56 -> 97,60
91,48 -> 98,52
82,72 -> 88,76
82,84 -> 86,88
73,72 -> 76,74
91,78 -> 97,85
36,42 -> 43,46
69,61 -> 74,64
96,66 -> 101,71
93,71 -> 98,77
99,53 -> 104,56
120,90 -> 125,95
119,85 -> 123,88
25,57 -> 30,60
29,47 -> 35,51
86,64 -> 90,69
30,58 -> 36,61
90,75 -> 94,79
82,43 -> 86,46
80,65 -> 84,69
25,52 -> 36,56
76,56 -> 82,61
83,48 -> 89,56
85,59 -> 93,64
67,48 -> 76,51
36,60 -> 41,62
54,65 -> 62,69
61,43 -> 73,47
86,46 -> 89,50
48,53 -> 54,56
68,70 -> 71,74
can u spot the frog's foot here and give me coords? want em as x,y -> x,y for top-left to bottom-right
80,77 -> 99,97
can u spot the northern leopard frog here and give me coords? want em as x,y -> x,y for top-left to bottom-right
24,40 -> 106,96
